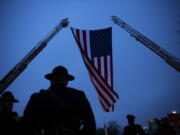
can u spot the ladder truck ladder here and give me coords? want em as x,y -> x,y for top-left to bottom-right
111,16 -> 180,73
0,18 -> 69,94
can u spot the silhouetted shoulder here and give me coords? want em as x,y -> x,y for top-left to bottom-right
30,89 -> 49,98
135,124 -> 143,129
67,87 -> 85,95
29,92 -> 39,99
124,125 -> 130,131
24,90 -> 50,110
124,125 -> 129,129
66,87 -> 90,108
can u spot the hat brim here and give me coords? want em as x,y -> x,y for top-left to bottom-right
13,99 -> 19,103
45,73 -> 74,81
0,98 -> 19,103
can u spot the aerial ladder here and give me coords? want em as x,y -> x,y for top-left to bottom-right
111,16 -> 180,72
0,18 -> 69,94
1,17 -> 179,94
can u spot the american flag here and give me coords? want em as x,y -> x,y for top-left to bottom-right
71,27 -> 119,112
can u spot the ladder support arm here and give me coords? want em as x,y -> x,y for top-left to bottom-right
0,18 -> 69,94
111,16 -> 180,72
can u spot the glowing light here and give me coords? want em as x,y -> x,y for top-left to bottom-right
143,126 -> 148,130
172,110 -> 176,114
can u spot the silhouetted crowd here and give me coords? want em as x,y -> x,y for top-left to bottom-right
0,66 -> 178,135
0,91 -> 23,135
0,66 -> 96,135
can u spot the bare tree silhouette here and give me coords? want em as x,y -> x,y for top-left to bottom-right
96,121 -> 122,135
107,121 -> 122,135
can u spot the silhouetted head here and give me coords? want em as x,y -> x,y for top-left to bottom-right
0,91 -> 19,112
126,114 -> 135,125
45,66 -> 74,86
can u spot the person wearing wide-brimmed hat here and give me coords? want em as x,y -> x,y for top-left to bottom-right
0,91 -> 22,135
23,66 -> 96,135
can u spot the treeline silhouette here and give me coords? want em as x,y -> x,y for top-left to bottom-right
96,121 -> 122,135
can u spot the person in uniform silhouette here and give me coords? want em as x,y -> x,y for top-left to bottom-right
23,66 -> 96,135
123,114 -> 144,135
0,91 -> 22,135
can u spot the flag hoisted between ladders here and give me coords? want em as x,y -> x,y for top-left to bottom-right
71,27 -> 119,112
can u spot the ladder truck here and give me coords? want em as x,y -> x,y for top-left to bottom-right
111,16 -> 180,72
0,18 -> 69,94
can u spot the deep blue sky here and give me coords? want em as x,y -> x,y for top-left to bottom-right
0,0 -> 180,128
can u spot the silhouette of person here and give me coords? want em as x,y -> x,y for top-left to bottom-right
0,91 -> 22,135
123,114 -> 144,135
23,66 -> 96,135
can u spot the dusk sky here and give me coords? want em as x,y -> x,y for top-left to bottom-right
0,0 -> 180,128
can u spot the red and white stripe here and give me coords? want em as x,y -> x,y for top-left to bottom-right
71,27 -> 119,112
